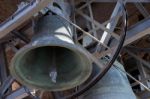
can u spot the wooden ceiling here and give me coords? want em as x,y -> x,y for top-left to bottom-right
0,0 -> 20,23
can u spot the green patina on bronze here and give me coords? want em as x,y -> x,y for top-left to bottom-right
10,15 -> 92,91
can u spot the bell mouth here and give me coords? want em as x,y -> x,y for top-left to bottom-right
10,44 -> 92,91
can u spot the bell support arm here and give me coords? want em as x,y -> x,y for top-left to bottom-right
0,0 -> 52,39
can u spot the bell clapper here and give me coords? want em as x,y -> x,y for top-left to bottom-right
49,70 -> 57,83
49,48 -> 57,83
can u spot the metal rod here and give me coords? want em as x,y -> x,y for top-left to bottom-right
96,1 -> 124,51
11,31 -> 30,43
134,0 -> 150,18
77,14 -> 121,41
124,49 -> 150,69
0,0 -> 52,39
5,87 -> 29,99
87,0 -> 97,38
77,44 -> 104,69
0,76 -> 14,96
56,14 -> 112,51
114,65 -> 150,92
137,61 -> 149,87
131,77 -> 150,87
76,10 -> 120,40
77,0 -> 95,10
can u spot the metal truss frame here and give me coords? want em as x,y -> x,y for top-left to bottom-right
0,0 -> 150,98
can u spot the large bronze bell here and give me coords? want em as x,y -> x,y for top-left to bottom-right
10,15 -> 92,91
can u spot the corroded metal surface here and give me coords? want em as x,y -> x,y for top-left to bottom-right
10,15 -> 92,91
81,61 -> 136,99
